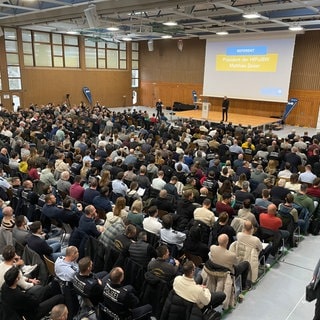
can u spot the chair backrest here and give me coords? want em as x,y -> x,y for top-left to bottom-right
14,240 -> 25,257
22,245 -> 48,285
146,230 -> 160,248
99,302 -> 131,320
43,254 -> 56,277
0,227 -> 14,255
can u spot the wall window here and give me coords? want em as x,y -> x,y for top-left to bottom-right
84,38 -> 127,69
22,30 -> 79,68
131,42 -> 139,88
4,28 -> 21,90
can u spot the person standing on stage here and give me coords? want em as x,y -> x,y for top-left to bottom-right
156,98 -> 163,122
222,96 -> 230,122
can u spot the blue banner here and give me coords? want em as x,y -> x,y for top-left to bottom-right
82,86 -> 92,105
226,46 -> 267,56
283,98 -> 298,121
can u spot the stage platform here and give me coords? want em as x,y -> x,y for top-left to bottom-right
174,109 -> 282,129
109,106 -> 282,130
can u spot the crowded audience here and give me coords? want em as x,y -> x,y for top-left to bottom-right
0,102 -> 319,319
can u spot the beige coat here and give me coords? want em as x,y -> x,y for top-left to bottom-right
229,234 -> 261,282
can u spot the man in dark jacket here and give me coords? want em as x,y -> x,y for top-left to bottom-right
78,205 -> 104,238
1,266 -> 64,320
26,221 -> 62,261
175,190 -> 198,232
101,267 -> 152,320
128,231 -> 157,269
73,256 -> 109,306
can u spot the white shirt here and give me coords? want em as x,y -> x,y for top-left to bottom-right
151,177 -> 166,191
173,275 -> 211,309
143,216 -> 162,236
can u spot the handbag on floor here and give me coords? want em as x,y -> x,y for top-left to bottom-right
306,282 -> 317,302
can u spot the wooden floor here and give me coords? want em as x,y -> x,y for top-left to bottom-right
174,109 -> 281,128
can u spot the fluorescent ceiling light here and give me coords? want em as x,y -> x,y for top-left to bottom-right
122,36 -> 132,41
163,21 -> 178,26
289,25 -> 303,31
216,30 -> 229,35
242,12 -> 261,19
161,35 -> 173,39
107,26 -> 119,31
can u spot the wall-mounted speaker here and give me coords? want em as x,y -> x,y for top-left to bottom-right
84,4 -> 100,29
147,39 -> 154,52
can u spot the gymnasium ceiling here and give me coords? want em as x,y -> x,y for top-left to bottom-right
0,0 -> 320,41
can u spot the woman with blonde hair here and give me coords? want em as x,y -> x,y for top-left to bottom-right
127,199 -> 144,228
265,159 -> 278,176
104,196 -> 128,229
113,197 -> 128,219
99,170 -> 111,189
235,173 -> 250,192
80,160 -> 91,180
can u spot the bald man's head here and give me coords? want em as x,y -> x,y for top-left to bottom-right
243,220 -> 253,233
217,234 -> 229,247
267,204 -> 277,215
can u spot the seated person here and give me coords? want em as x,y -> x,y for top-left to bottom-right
128,231 -> 157,269
234,181 -> 255,207
99,218 -> 126,248
183,225 -> 209,263
278,193 -> 304,247
26,221 -> 63,261
237,198 -> 259,228
215,193 -> 236,218
255,189 -> 273,209
0,245 -> 40,291
12,215 -> 31,245
270,179 -> 291,206
60,198 -> 80,229
92,186 -> 113,213
1,266 -> 64,320
233,221 -> 272,282
151,189 -> 176,213
147,244 -> 180,285
73,256 -> 109,306
102,267 -> 152,320
127,200 -> 145,229
54,246 -> 79,282
175,190 -> 198,232
209,212 -> 236,248
41,193 -> 64,231
78,205 -> 104,238
193,198 -> 215,228
143,206 -> 162,236
259,204 -> 290,243
160,214 -> 186,252
1,206 -> 15,230
209,234 -> 251,291
50,304 -> 68,320
172,261 -> 226,315
113,223 -> 136,252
